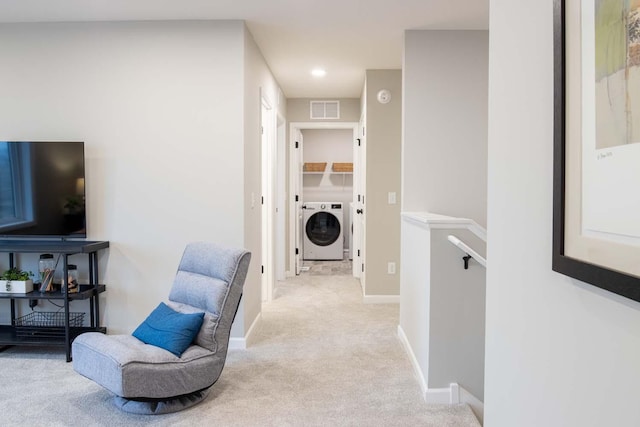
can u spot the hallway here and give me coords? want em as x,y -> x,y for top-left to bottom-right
221,267 -> 481,426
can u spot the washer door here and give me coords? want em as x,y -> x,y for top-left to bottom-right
305,211 -> 341,246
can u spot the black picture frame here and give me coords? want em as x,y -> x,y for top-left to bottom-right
552,0 -> 640,302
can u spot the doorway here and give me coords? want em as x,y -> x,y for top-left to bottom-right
288,122 -> 361,280
261,98 -> 289,304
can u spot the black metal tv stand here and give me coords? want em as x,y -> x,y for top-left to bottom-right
0,240 -> 109,362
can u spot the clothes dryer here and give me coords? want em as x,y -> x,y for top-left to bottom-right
303,202 -> 344,260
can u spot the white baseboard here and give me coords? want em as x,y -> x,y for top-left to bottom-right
460,385 -> 484,424
426,383 -> 483,423
425,386 -> 454,404
397,324 -> 484,422
397,325 -> 428,395
229,312 -> 262,350
363,295 -> 400,304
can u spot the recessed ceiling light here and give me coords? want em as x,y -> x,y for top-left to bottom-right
311,68 -> 326,78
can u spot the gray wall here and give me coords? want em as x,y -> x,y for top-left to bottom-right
399,214 -> 485,420
400,28 -> 487,417
287,98 -> 360,123
364,70 -> 402,296
486,1 -> 640,425
402,30 -> 488,227
428,228 -> 485,401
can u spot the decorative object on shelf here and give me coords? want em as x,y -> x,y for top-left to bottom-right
62,264 -> 79,294
377,89 -> 391,104
0,268 -> 34,293
38,253 -> 56,293
303,162 -> 327,172
332,162 -> 353,172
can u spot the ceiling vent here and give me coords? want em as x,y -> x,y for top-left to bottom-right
310,100 -> 340,120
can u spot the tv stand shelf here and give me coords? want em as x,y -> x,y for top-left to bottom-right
0,240 -> 109,362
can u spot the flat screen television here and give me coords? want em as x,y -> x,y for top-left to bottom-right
0,141 -> 86,239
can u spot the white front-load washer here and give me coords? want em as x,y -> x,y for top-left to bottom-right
303,202 -> 344,260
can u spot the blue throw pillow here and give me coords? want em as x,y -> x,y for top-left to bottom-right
132,302 -> 204,357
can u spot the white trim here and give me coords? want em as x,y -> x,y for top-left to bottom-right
229,312 -> 262,350
275,112 -> 287,282
424,383 -> 461,405
289,124 -> 301,276
397,325 -> 427,396
425,386 -> 454,404
449,383 -> 460,404
261,89 -> 276,303
399,324 -> 482,416
363,295 -> 399,304
401,212 -> 487,242
460,385 -> 484,424
228,337 -> 245,350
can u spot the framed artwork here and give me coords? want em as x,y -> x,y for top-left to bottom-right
553,0 -> 640,302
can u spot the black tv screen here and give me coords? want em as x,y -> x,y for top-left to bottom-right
0,141 -> 86,238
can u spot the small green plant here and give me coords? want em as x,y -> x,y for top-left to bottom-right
0,268 -> 34,281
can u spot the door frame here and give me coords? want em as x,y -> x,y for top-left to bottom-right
353,115 -> 366,287
261,95 -> 276,303
275,113 -> 287,281
288,121 -> 359,277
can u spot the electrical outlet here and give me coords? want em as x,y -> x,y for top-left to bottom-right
387,262 -> 396,275
388,192 -> 396,204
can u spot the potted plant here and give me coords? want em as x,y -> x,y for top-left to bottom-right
0,268 -> 34,294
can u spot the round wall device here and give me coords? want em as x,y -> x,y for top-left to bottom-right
377,89 -> 391,104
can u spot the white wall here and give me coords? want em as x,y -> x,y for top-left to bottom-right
403,31 -> 488,227
486,1 -> 640,426
302,129 -> 353,201
0,21 -> 250,335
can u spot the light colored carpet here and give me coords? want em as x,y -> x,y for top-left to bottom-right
0,269 -> 480,427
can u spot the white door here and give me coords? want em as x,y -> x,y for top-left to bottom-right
353,117 -> 366,289
293,128 -> 304,275
261,97 -> 275,302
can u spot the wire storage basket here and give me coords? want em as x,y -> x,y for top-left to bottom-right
15,311 -> 85,339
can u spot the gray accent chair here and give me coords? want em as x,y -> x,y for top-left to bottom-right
72,242 -> 251,414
